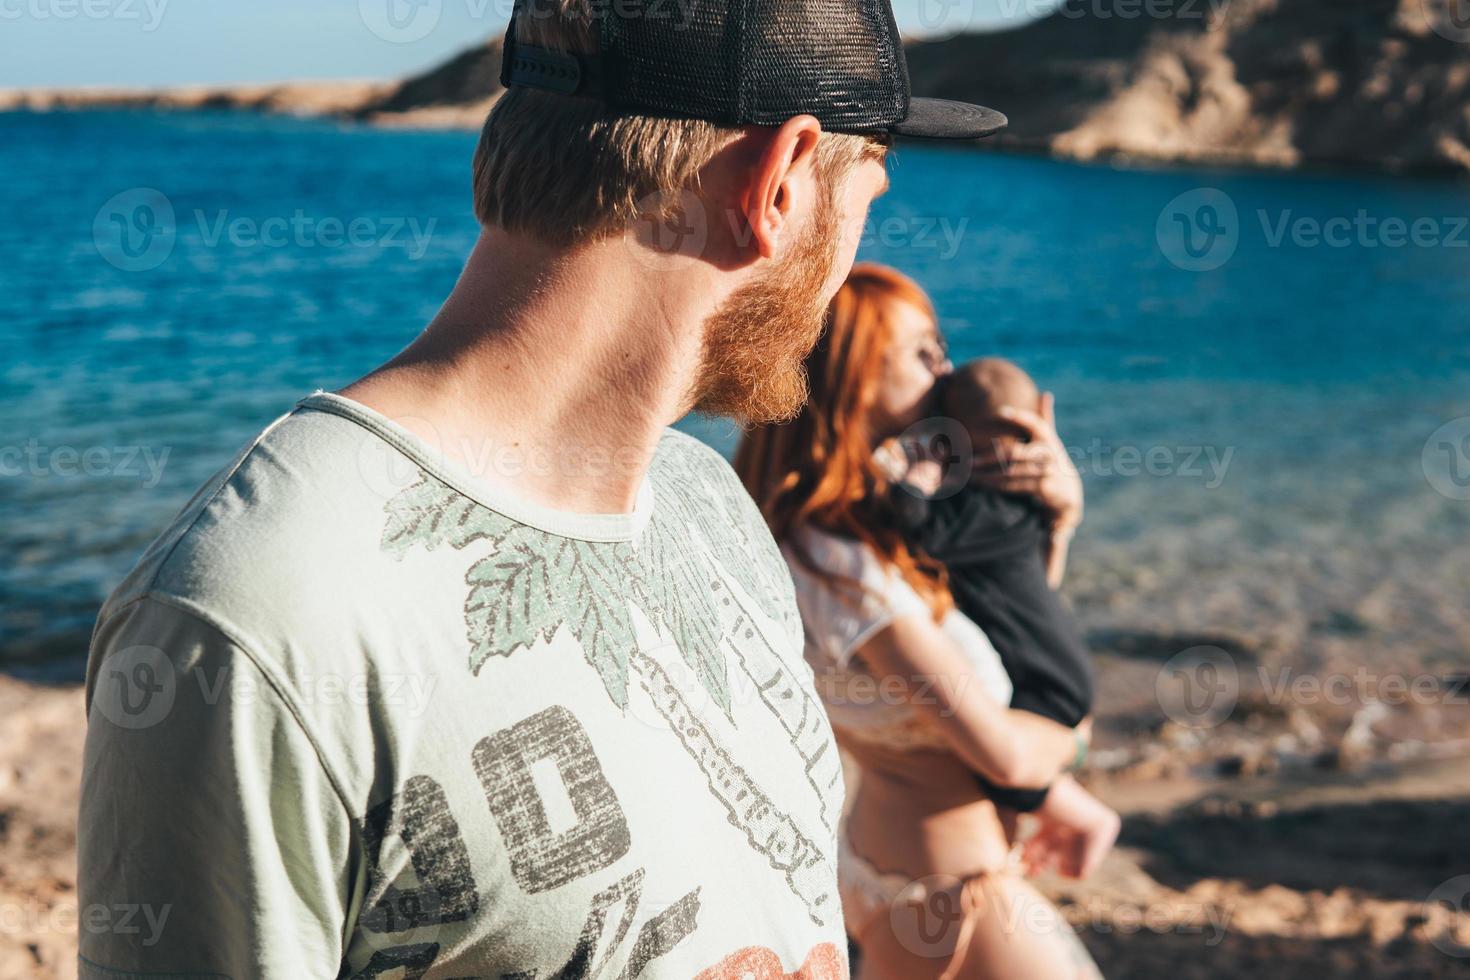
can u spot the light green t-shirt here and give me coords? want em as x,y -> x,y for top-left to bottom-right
79,393 -> 848,979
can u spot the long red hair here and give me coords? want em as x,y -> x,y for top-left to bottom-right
734,263 -> 952,621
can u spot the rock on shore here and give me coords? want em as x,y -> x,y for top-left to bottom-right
0,79 -> 393,117
904,0 -> 1470,173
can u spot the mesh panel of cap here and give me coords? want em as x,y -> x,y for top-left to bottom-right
738,0 -> 907,129
599,0 -> 909,132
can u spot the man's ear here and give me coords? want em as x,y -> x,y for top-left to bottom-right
740,115 -> 824,260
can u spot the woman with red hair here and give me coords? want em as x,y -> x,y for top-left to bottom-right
735,264 -> 1102,978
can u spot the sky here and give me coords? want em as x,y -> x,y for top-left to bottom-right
0,0 -> 1062,88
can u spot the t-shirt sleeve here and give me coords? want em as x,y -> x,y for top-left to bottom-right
784,529 -> 932,669
78,595 -> 355,979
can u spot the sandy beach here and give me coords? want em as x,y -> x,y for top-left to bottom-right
5,669 -> 1465,978
0,679 -> 84,977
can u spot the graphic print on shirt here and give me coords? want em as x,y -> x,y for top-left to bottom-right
350,705 -> 705,979
379,434 -> 841,926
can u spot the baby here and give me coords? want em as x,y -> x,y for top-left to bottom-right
890,358 -> 1095,810
898,358 -> 1093,729
945,357 -> 1048,470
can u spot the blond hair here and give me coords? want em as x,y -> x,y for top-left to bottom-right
472,1 -> 884,245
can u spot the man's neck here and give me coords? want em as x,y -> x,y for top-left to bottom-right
341,228 -> 726,515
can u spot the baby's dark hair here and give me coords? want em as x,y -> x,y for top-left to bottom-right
942,357 -> 1041,425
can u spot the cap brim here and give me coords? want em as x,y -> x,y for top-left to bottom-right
890,97 -> 1007,140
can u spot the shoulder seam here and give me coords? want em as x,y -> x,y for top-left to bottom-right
100,591 -> 359,825
137,410 -> 300,600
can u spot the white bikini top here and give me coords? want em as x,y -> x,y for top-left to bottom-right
783,525 -> 1012,752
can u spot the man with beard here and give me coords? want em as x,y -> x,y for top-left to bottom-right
76,2 -> 1005,977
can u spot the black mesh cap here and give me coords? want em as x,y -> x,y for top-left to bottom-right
500,0 -> 1005,140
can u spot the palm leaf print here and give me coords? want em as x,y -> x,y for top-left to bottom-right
382,475 -> 510,555
461,528 -> 562,667
378,434 -> 798,718
631,512 -> 732,718
380,476 -> 680,714
545,535 -> 640,709
645,441 -> 797,643
384,481 -> 644,704
378,434 -> 837,921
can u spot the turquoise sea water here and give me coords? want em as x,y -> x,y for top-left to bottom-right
3,110 -> 1468,681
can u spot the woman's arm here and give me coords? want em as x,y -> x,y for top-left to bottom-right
856,612 -> 1083,789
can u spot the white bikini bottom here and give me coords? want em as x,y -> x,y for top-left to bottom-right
838,832 -> 1021,941
838,832 -> 1102,980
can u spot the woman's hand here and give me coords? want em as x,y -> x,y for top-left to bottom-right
973,392 -> 1083,533
1021,775 -> 1120,880
1043,523 -> 1075,590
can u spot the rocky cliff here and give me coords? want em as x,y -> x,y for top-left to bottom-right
905,0 -> 1470,173
351,38 -> 505,129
